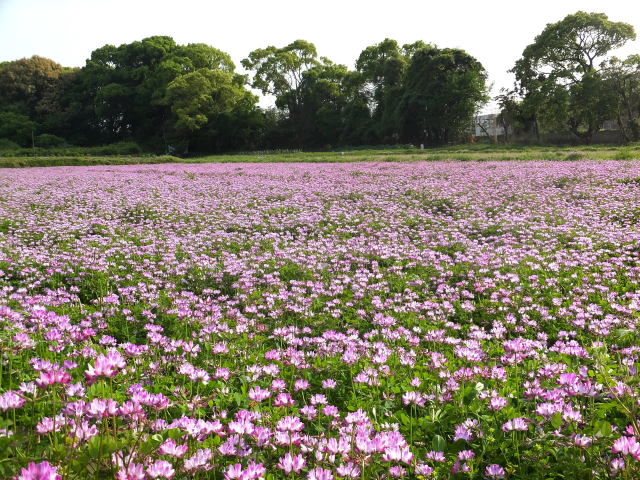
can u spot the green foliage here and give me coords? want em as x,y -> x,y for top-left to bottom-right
35,133 -> 67,148
512,11 -> 636,144
0,55 -> 65,120
0,111 -> 37,146
398,47 -> 489,145
603,55 -> 640,142
242,40 -> 320,108
0,138 -> 20,151
163,69 -> 257,152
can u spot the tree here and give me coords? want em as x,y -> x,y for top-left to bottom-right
65,36 -> 245,149
397,47 -> 488,146
241,40 -> 321,116
0,56 -> 64,115
512,11 -> 635,143
243,41 -> 368,148
292,62 -> 355,148
355,39 -> 426,142
163,69 -> 257,152
0,112 -> 37,146
495,90 -> 527,142
603,55 -> 640,141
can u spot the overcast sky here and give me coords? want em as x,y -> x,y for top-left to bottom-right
1,0 -> 639,112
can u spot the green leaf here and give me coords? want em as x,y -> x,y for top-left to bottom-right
87,434 -> 119,457
432,434 -> 446,451
398,411 -> 411,426
595,420 -> 612,437
551,413 -> 563,429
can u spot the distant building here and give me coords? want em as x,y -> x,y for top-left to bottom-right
473,113 -> 510,138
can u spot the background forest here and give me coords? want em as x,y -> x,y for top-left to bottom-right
0,12 -> 639,154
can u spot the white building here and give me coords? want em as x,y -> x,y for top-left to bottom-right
474,113 -> 509,138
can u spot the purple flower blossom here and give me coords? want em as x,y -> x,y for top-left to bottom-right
485,464 -> 506,479
15,462 -> 61,480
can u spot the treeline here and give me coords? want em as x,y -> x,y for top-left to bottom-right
0,37 -> 487,154
0,11 -> 639,154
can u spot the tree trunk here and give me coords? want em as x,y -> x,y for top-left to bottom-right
476,121 -> 495,143
616,107 -> 630,143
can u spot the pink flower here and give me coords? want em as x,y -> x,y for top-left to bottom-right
159,438 -> 189,457
183,448 -> 212,471
273,393 -> 295,407
277,453 -> 306,474
248,386 -> 271,402
612,436 -> 640,460
310,394 -> 328,405
425,451 -> 446,462
294,379 -> 310,391
382,445 -> 414,463
35,368 -> 71,388
501,418 -> 528,432
322,379 -> 337,389
414,463 -> 434,476
116,463 -> 146,480
389,465 -> 406,477
300,405 -> 317,420
488,396 -> 508,411
574,434 -> 593,448
0,391 -> 25,411
308,468 -> 333,480
15,461 -> 61,480
244,461 -> 266,480
336,462 -> 360,478
276,416 -> 304,432
611,458 -> 626,472
225,463 -> 243,480
458,450 -> 475,460
322,405 -> 339,417
485,464 -> 506,479
402,391 -> 426,407
85,350 -> 126,384
147,460 -> 175,479
453,425 -> 473,442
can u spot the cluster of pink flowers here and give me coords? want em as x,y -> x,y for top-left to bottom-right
2,161 -> 640,478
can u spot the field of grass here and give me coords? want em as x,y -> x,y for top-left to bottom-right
1,143 -> 640,168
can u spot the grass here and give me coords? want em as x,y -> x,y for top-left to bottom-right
0,143 -> 639,168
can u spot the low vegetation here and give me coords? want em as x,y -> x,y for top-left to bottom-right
2,160 -> 640,479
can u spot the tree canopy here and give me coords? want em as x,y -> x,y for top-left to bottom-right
511,11 -> 636,143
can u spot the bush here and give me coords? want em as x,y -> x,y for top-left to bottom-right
90,141 -> 144,155
0,138 -> 20,151
35,134 -> 67,148
0,141 -> 147,157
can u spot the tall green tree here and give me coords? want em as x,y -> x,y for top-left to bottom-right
243,41 -> 368,148
512,11 -> 635,143
397,47 -> 488,146
163,69 -> 257,153
293,62 -> 356,148
0,56 -> 65,120
355,39 -> 427,142
242,40 -> 321,116
75,36 -> 239,148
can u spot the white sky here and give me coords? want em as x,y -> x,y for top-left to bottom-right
1,0 -> 639,113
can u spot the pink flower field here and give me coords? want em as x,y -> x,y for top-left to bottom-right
1,160 -> 640,479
